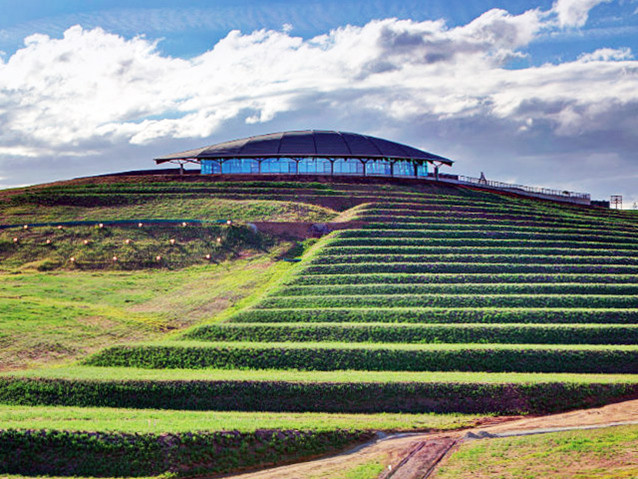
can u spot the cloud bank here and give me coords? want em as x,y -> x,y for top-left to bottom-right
0,1 -> 636,203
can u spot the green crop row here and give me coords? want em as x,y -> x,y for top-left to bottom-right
0,427 -> 368,477
83,344 -> 638,373
356,212 -> 636,227
336,229 -> 637,243
256,294 -> 638,309
185,323 -> 638,345
231,307 -> 638,324
287,273 -> 638,286
310,254 -> 638,266
325,238 -> 638,249
320,246 -> 637,256
274,283 -> 638,296
300,263 -> 638,275
361,223 -> 638,238
1,377 -> 636,414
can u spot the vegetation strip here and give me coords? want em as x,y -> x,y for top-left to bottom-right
1,376 -> 636,414
256,294 -> 638,309
82,343 -> 638,373
184,323 -> 638,345
231,307 -> 638,324
0,427 -> 370,477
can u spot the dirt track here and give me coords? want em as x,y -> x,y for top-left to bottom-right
223,399 -> 638,479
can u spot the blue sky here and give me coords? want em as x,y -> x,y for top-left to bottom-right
0,0 -> 637,204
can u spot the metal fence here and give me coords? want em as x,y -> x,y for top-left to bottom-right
454,175 -> 591,202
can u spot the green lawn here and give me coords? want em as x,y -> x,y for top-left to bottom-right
0,198 -> 337,224
0,404 -> 482,433
0,257 -> 288,371
6,366 -> 638,384
434,424 -> 638,479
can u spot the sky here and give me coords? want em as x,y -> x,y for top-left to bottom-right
0,0 -> 637,205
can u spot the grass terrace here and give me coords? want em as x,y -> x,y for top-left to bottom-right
1,174 -> 638,476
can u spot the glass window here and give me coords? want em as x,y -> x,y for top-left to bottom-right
200,160 -> 221,175
366,160 -> 392,176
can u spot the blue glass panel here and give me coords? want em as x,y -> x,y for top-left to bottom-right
394,160 -> 419,177
366,160 -> 392,176
298,158 -> 332,174
201,160 -> 212,175
333,158 -> 364,175
261,158 -> 297,174
200,160 -> 221,174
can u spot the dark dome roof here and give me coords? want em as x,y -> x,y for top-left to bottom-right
155,130 -> 452,165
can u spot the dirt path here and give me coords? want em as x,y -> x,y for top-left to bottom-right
222,399 -> 638,479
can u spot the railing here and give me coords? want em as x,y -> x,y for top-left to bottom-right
452,175 -> 591,203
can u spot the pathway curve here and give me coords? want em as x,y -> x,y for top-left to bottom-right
220,399 -> 638,479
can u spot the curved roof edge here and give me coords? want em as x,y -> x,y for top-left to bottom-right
155,130 -> 453,166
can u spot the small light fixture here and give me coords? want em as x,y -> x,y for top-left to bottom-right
226,220 -> 232,225
57,225 -> 63,230
46,239 -> 51,245
83,239 -> 90,245
112,256 -> 118,262
13,237 -> 18,243
69,257 -> 75,263
124,239 -> 131,245
182,222 -> 187,227
169,239 -> 176,245
216,237 -> 222,243
98,223 -> 104,229
23,225 -> 28,230
138,222 -> 143,228
205,254 -> 211,260
156,255 -> 162,261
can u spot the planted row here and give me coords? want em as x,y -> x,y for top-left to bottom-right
356,212 -> 637,227
232,307 -> 638,324
275,283 -> 638,296
256,294 -> 638,309
320,246 -> 638,256
300,263 -> 638,275
310,254 -> 638,266
336,229 -> 637,243
185,323 -> 638,345
83,344 -> 638,373
288,273 -> 638,285
361,223 -> 638,238
2,377 -> 635,414
0,427 -> 367,477
326,238 -> 638,249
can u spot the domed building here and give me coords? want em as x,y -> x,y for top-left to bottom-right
154,130 -> 453,179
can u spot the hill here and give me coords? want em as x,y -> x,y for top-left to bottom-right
1,172 -> 637,477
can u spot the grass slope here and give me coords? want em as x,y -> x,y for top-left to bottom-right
434,424 -> 638,479
2,175 -> 638,476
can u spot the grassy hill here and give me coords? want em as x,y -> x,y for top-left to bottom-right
1,173 -> 637,477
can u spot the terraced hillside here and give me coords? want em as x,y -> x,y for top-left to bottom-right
2,175 -> 638,477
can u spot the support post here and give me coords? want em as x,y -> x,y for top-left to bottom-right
390,161 -> 394,177
434,164 -> 440,181
330,160 -> 335,176
361,159 -> 367,177
413,162 -> 418,178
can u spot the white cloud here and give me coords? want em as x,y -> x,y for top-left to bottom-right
0,4 -> 637,202
552,0 -> 612,27
579,46 -> 633,61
